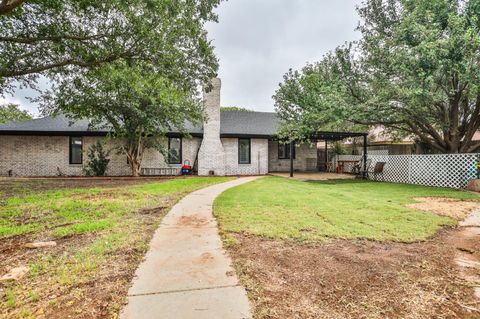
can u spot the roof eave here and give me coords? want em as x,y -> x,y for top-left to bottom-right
0,130 -> 277,139
0,130 -> 109,136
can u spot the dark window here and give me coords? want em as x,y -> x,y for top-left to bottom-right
238,138 -> 251,164
168,137 -> 182,164
69,137 -> 83,164
278,142 -> 295,159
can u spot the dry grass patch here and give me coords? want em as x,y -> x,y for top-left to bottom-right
407,197 -> 480,220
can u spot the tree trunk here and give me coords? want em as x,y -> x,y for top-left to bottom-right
126,152 -> 142,177
0,0 -> 26,16
130,160 -> 141,177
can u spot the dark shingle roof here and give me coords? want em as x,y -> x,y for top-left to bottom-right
220,111 -> 278,136
0,111 -> 279,137
0,114 -> 103,133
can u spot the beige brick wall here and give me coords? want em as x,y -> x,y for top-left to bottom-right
0,135 -> 201,177
0,135 -> 81,176
2,134 -> 314,176
268,140 -> 318,172
223,138 -> 268,175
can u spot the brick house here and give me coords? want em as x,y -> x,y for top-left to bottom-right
0,79 -> 318,177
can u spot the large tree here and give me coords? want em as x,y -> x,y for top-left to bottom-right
0,0 -> 220,95
275,0 -> 480,153
43,63 -> 204,176
0,103 -> 32,123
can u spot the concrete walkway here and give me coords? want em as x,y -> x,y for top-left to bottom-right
121,177 -> 260,319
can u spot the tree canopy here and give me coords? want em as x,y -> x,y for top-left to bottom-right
0,0 -> 220,95
0,103 -> 32,123
274,0 -> 480,153
220,106 -> 253,112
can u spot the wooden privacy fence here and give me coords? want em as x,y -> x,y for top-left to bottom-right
336,153 -> 480,189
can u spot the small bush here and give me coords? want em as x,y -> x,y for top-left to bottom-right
84,141 -> 111,176
331,141 -> 348,155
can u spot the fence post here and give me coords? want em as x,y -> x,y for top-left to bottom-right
363,134 -> 368,180
407,155 -> 412,184
289,141 -> 294,178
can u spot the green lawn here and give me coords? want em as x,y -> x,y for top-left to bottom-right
0,177 -> 232,238
0,177 -> 232,318
214,176 -> 480,242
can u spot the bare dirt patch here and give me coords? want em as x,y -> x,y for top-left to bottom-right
407,197 -> 480,220
0,176 -> 173,199
227,229 -> 479,319
177,215 -> 210,227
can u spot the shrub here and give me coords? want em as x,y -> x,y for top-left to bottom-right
84,141 -> 111,176
331,141 -> 348,155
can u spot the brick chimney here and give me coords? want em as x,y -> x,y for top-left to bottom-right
198,78 -> 226,176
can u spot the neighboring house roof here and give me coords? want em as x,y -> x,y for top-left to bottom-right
346,125 -> 480,145
473,130 -> 480,141
0,111 -> 280,138
365,126 -> 415,145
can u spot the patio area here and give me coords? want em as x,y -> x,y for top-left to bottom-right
283,130 -> 369,178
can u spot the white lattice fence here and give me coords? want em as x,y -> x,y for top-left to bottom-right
367,153 -> 479,189
369,149 -> 389,155
366,154 -> 409,184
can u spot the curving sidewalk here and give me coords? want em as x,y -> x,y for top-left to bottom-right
121,176 -> 260,319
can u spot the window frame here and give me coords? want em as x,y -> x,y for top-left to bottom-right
168,137 -> 182,164
69,136 -> 83,165
278,142 -> 296,160
238,138 -> 251,164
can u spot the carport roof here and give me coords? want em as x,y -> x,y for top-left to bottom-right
308,131 -> 368,140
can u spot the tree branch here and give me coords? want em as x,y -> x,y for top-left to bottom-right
408,122 -> 446,152
0,0 -> 25,15
467,142 -> 480,153
0,54 -> 131,77
460,92 -> 480,152
0,33 -> 110,44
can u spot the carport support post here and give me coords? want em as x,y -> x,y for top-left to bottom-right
324,140 -> 328,172
363,134 -> 368,180
289,141 -> 294,178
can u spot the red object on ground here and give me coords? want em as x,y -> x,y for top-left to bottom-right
336,163 -> 344,174
467,179 -> 480,192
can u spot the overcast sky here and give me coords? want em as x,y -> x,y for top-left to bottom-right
207,0 -> 362,112
3,0 -> 362,116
